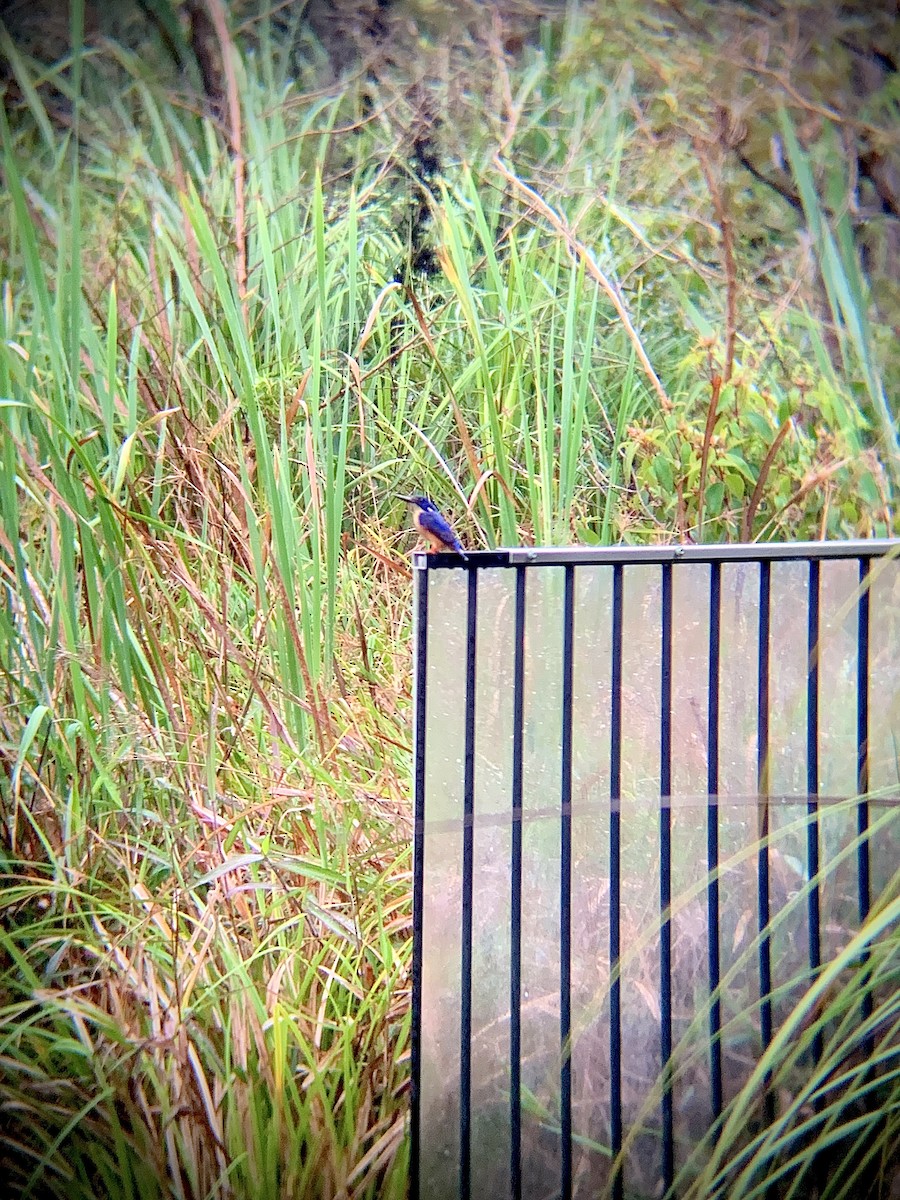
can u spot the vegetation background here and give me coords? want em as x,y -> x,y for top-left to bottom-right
0,0 -> 897,1197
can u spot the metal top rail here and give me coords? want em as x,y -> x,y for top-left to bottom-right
413,538 -> 900,570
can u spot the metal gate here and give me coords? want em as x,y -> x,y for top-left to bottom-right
410,541 -> 899,1200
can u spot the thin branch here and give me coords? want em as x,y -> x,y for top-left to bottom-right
737,152 -> 804,213
696,136 -> 738,384
697,373 -> 722,541
742,418 -> 793,541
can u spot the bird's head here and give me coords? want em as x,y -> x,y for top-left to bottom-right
397,494 -> 436,514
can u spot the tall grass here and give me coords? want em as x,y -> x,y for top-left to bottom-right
666,803 -> 898,1200
0,1 -> 897,1196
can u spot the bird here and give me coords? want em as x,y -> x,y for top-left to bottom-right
398,495 -> 468,560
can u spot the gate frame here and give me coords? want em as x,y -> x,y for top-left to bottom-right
410,538 -> 899,1200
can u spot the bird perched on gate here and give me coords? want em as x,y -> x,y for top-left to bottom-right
398,495 -> 468,560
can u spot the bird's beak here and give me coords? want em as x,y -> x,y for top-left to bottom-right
396,495 -> 416,504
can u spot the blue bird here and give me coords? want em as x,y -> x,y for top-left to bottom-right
398,495 -> 468,560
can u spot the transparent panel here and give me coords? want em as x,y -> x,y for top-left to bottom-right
519,567 -> 564,1197
570,567 -> 613,1191
868,557 -> 900,902
419,567 -> 468,1199
669,564 -> 714,1174
417,552 -> 900,1200
715,562 -> 762,1107
817,558 -> 863,965
818,558 -> 859,798
870,557 -> 900,797
768,561 -> 813,1034
470,569 -> 515,1200
617,565 -> 663,1195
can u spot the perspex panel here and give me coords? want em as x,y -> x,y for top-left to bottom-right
413,547 -> 899,1200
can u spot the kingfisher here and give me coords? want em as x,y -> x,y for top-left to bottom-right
398,495 -> 468,560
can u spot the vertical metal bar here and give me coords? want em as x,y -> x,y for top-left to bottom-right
560,565 -> 574,1200
660,562 -> 674,1193
807,560 -> 823,1073
757,561 -> 773,1120
707,562 -> 723,1121
460,566 -> 478,1200
856,557 -> 870,915
857,557 -> 873,1038
610,564 -> 624,1200
510,567 -> 526,1200
410,565 -> 429,1200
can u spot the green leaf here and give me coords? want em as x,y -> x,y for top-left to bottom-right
858,472 -> 880,506
744,411 -> 773,440
705,480 -> 725,514
653,454 -> 674,493
725,472 -> 745,500
575,522 -> 601,545
721,451 -> 752,477
13,705 -> 51,792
